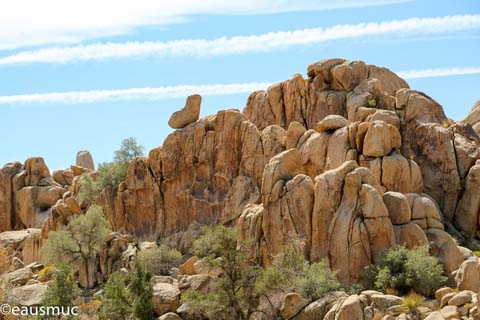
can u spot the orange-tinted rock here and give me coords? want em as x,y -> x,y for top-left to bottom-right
76,150 -> 95,170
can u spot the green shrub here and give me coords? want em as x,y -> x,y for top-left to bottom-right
297,260 -> 341,300
367,99 -> 377,108
183,225 -> 264,320
191,225 -> 237,259
130,265 -> 155,320
99,266 -> 155,320
99,272 -> 132,320
137,245 -> 182,276
365,246 -> 446,296
257,246 -> 340,301
78,137 -> 144,204
184,228 -> 341,319
43,263 -> 81,308
77,173 -> 101,204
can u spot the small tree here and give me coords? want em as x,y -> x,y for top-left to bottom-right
114,137 -> 144,165
130,265 -> 155,320
184,225 -> 264,320
41,205 -> 111,288
78,137 -> 144,204
43,263 -> 81,308
137,245 -> 182,276
99,265 -> 155,320
183,227 -> 342,320
99,272 -> 133,320
365,245 -> 447,296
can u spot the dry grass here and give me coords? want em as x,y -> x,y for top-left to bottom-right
399,292 -> 425,314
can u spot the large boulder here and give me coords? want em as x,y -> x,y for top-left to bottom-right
427,229 -> 464,273
310,161 -> 358,261
9,157 -> 65,230
280,293 -> 309,319
152,282 -> 180,316
367,64 -> 409,96
9,283 -> 48,306
316,115 -> 348,132
383,192 -> 411,225
168,94 -> 201,129
76,150 -> 95,170
454,160 -> 480,237
362,120 -> 401,158
455,259 -> 480,292
292,292 -> 348,320
0,162 -> 22,231
335,294 -> 363,320
0,228 -> 42,265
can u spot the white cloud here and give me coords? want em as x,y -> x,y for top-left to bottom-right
0,83 -> 273,104
1,14 -> 478,66
1,66 -> 479,105
398,67 -> 480,79
0,0 -> 412,51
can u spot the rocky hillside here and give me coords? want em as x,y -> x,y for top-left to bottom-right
1,58 -> 480,319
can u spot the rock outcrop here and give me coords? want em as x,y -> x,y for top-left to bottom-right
0,158 -> 65,231
76,150 -> 95,170
461,99 -> 480,134
2,58 -> 480,294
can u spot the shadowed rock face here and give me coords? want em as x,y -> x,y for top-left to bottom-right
462,99 -> 480,135
1,59 -> 480,285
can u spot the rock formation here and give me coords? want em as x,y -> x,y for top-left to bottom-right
462,99 -> 480,134
168,94 -> 202,129
2,58 -> 480,296
76,150 -> 95,170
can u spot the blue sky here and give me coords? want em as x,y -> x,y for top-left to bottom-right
0,0 -> 479,170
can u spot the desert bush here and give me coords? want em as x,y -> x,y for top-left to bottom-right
99,272 -> 133,320
365,245 -> 446,296
43,263 -> 81,308
98,266 -> 154,320
38,265 -> 56,282
191,224 -> 237,259
183,225 -> 265,320
78,137 -> 144,203
130,265 -> 155,320
367,99 -> 377,108
258,246 -> 340,301
297,260 -> 341,300
184,228 -> 341,320
41,205 -> 111,288
79,299 -> 103,319
136,245 -> 182,276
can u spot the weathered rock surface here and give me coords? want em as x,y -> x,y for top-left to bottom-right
461,99 -> 480,135
280,292 -> 309,319
76,150 -> 95,170
454,259 -> 480,292
152,281 -> 181,316
3,59 -> 480,300
8,283 -> 48,306
168,94 -> 202,129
